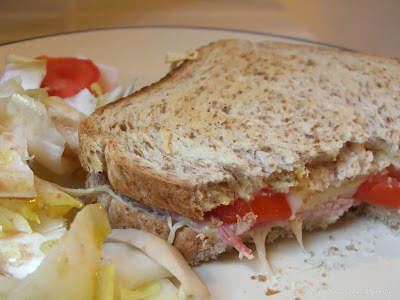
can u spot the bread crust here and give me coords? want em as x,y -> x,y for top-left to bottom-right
108,198 -> 228,265
79,39 -> 400,219
104,139 -> 204,219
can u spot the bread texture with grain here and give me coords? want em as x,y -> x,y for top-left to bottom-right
79,39 -> 400,220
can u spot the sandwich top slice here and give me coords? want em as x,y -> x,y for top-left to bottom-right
79,39 -> 400,265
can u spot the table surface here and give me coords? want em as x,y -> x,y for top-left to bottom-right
0,0 -> 313,44
1,0 -> 398,56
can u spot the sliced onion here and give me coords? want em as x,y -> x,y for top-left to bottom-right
106,229 -> 210,299
102,242 -> 172,289
0,276 -> 21,294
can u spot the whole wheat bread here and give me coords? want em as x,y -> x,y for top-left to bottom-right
79,39 -> 400,220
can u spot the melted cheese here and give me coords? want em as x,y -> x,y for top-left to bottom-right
55,184 -> 125,204
251,229 -> 273,274
287,177 -> 365,217
165,50 -> 198,64
377,150 -> 400,169
290,219 -> 308,253
167,217 -> 185,244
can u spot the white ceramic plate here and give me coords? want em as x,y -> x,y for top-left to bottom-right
0,27 -> 399,300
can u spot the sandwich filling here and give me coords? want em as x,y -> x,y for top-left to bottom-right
203,165 -> 400,258
89,165 -> 400,263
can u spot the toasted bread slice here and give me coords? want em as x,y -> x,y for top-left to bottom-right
79,39 -> 400,219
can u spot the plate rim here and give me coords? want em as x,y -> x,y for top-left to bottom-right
0,25 -> 353,51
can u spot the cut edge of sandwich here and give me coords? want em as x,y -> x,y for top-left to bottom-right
85,172 -> 400,266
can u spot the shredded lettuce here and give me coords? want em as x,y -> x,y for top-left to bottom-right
122,79 -> 136,98
0,198 -> 41,224
4,126 -> 30,160
22,87 -> 49,103
0,228 -> 66,279
96,79 -> 136,109
97,85 -> 124,108
34,176 -> 83,219
90,82 -> 103,98
0,176 -> 82,236
0,131 -> 35,198
41,96 -> 85,157
0,54 -> 199,300
97,79 -> 136,108
0,77 -> 24,98
0,204 -> 207,300
0,206 -> 32,235
96,62 -> 120,94
0,55 -> 46,90
63,88 -> 97,116
0,55 -> 133,176
30,217 -> 66,235
4,93 -> 80,175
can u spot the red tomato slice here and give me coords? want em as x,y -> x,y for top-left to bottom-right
37,56 -> 100,98
205,189 -> 291,224
353,174 -> 400,208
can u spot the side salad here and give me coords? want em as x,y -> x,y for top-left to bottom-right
0,54 -> 209,300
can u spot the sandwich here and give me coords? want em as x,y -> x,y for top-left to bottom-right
78,39 -> 400,266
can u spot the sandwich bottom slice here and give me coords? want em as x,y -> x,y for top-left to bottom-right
86,170 -> 400,266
